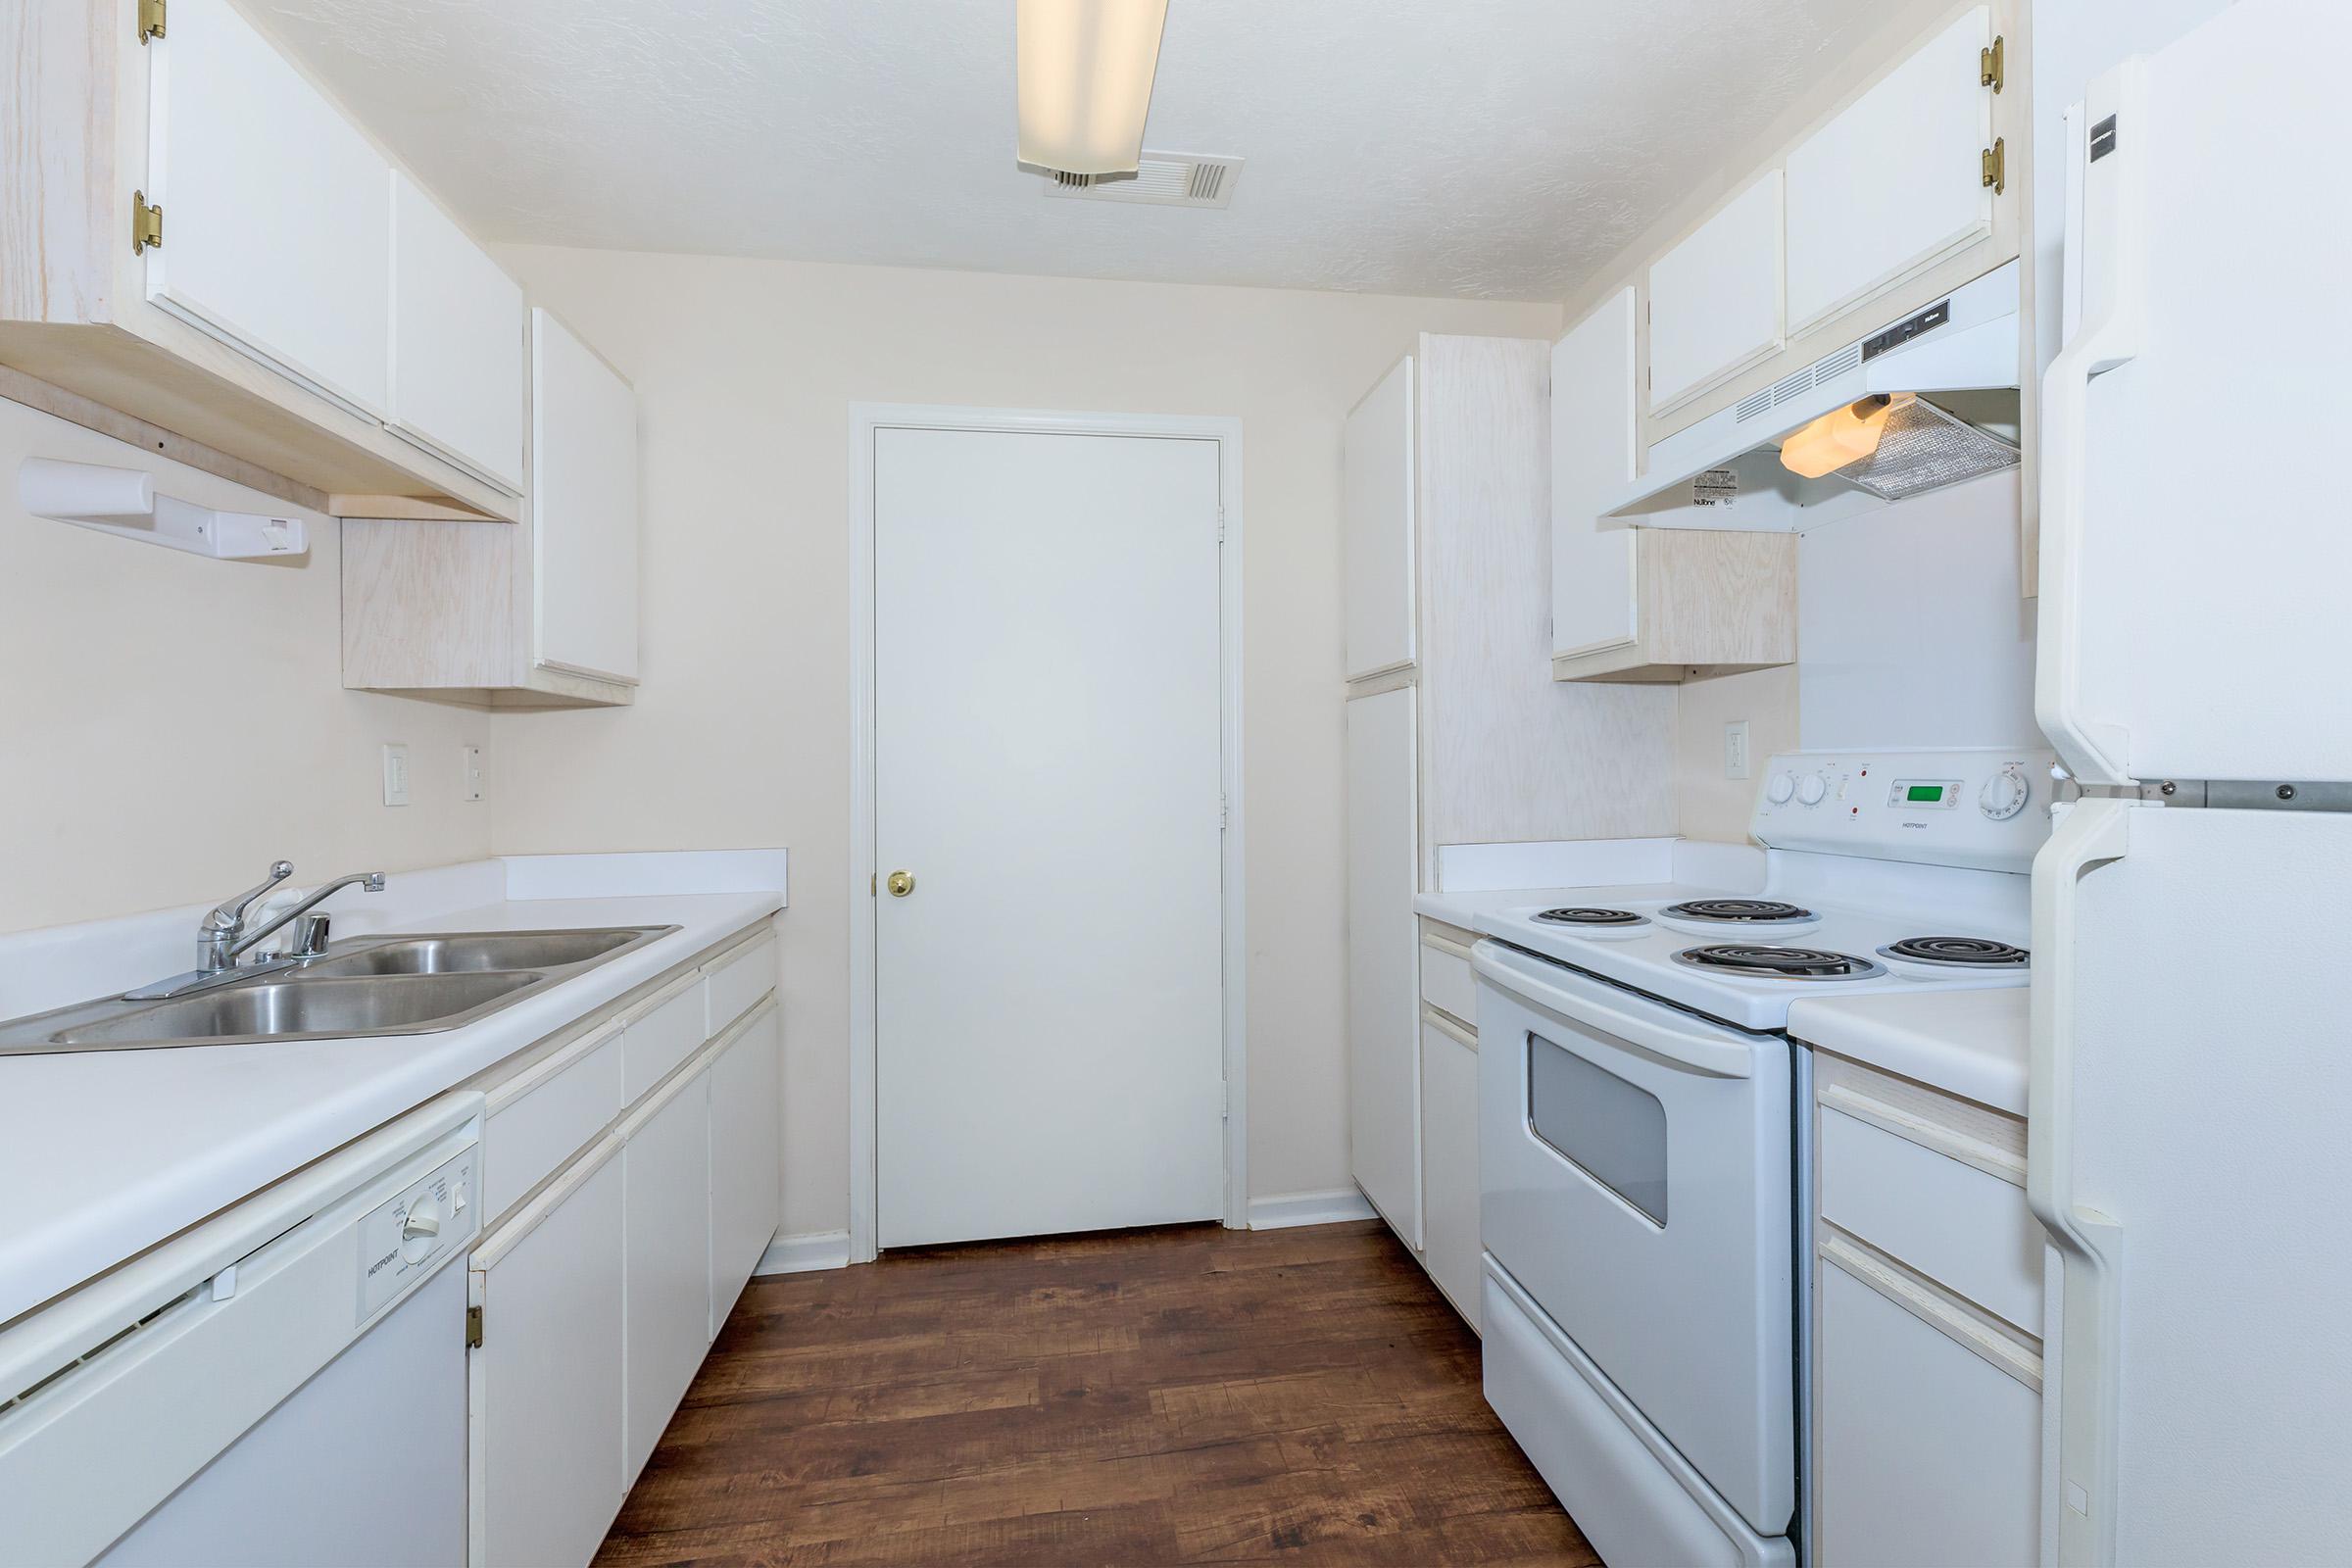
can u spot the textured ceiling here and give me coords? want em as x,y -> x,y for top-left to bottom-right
248,0 -> 1894,301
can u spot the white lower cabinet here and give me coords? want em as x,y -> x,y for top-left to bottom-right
621,1067 -> 713,1480
1418,1014 -> 1481,1332
467,1139 -> 627,1568
709,1004 -> 785,1337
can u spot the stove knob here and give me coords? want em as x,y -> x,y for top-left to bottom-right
1980,768 -> 2030,821
1766,771 -> 1796,805
401,1196 -> 445,1264
1795,774 -> 1828,807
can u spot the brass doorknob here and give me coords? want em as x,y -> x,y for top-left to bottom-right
886,870 -> 916,898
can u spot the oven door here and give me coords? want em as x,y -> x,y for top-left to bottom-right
1474,939 -> 1794,1536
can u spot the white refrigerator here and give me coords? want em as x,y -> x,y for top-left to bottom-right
2033,3 -> 2352,1564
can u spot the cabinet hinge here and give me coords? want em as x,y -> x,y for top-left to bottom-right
1980,138 -> 2007,196
131,192 -> 163,254
1980,35 -> 2004,93
466,1303 -> 484,1348
137,0 -> 166,43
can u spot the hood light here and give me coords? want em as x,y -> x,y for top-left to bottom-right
1016,0 -> 1170,177
1778,394 -> 1913,479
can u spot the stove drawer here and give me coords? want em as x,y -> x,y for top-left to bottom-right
1818,1104 -> 2041,1334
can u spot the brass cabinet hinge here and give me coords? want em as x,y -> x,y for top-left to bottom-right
466,1303 -> 484,1348
1980,35 -> 2004,93
1981,138 -> 2007,195
131,192 -> 163,254
138,0 -> 167,43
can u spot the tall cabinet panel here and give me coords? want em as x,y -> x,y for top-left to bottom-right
1551,289 -> 1641,662
145,0 -> 393,416
533,308 -> 642,685
1346,684 -> 1421,1250
1343,359 -> 1416,680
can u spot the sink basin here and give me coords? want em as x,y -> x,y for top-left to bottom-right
49,973 -> 540,1047
0,924 -> 680,1055
301,930 -> 646,976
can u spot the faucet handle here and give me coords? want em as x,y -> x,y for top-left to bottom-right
205,860 -> 294,932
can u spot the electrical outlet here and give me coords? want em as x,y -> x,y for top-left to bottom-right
1724,720 -> 1751,780
381,743 -> 411,807
461,745 -> 485,803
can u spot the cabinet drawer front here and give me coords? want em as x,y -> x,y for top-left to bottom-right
706,935 -> 779,1037
484,1029 -> 624,1221
624,979 -> 709,1104
1820,1106 -> 2041,1332
1419,939 -> 1478,1027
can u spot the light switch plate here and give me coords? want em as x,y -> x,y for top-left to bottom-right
381,743 -> 411,807
1724,720 -> 1751,780
461,745 -> 484,803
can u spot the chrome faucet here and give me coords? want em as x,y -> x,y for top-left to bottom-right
125,862 -> 387,1000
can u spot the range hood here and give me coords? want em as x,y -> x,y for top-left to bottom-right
1606,259 -> 2021,532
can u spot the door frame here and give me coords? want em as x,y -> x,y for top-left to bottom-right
847,404 -> 1249,1261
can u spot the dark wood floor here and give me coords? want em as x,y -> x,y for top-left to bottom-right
596,1220 -> 1597,1566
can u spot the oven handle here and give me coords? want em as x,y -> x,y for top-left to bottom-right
1471,941 -> 1758,1079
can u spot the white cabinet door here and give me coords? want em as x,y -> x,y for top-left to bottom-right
390,172 -> 526,492
708,1003 -> 783,1339
1419,1018 -> 1480,1332
1346,685 -> 1420,1249
468,1140 -> 625,1568
622,1067 -> 711,1483
1816,1261 -> 2038,1566
1550,288 -> 1641,660
1344,357 -> 1416,680
532,308 -> 641,683
145,0 -> 392,416
1647,171 -> 1784,414
1786,7 -> 1994,335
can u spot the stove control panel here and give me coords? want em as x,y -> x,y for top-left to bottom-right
1751,748 -> 2059,872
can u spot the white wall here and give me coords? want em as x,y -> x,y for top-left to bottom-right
0,397 -> 495,934
483,246 -> 1559,1238
1675,472 -> 2037,839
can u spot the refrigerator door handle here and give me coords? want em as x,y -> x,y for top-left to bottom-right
2029,796 -> 2133,1567
2034,67 -> 2147,791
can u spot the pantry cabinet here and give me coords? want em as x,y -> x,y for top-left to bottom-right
0,0 -> 517,519
1646,172 -> 1784,415
390,173 -> 528,493
1807,1050 -> 2044,1567
1347,684 -> 1421,1250
1550,289 -> 1797,683
145,0 -> 393,418
1785,7 -> 1997,335
467,1139 -> 628,1568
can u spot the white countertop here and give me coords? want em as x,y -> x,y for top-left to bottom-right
0,869 -> 781,1326
1787,987 -> 2032,1116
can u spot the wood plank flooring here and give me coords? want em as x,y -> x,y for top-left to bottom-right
596,1220 -> 1597,1566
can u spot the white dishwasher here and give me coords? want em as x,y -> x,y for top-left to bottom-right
0,1093 -> 482,1568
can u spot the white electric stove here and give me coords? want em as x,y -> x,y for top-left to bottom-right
1472,748 -> 2054,1568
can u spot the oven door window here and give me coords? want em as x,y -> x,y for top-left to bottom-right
1527,1030 -> 1669,1225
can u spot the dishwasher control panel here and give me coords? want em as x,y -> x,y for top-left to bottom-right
356,1148 -> 477,1322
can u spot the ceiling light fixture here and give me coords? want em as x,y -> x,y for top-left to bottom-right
1015,0 -> 1170,177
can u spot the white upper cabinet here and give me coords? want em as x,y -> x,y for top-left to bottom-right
1343,357 -> 1416,680
1550,289 -> 1641,661
1646,171 -> 1784,415
1786,7 -> 1996,336
389,172 -> 526,493
532,308 -> 642,684
145,0 -> 392,416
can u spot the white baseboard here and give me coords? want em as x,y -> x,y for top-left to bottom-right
755,1229 -> 853,1275
1248,1187 -> 1378,1230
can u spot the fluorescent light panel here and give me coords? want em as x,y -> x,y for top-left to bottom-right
1016,0 -> 1170,175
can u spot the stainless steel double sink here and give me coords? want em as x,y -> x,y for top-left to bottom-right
0,927 -> 679,1056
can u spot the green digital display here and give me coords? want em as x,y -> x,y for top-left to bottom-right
1905,785 -> 1946,803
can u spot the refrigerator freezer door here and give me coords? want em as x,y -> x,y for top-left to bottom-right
2033,804 -> 2352,1565
2036,0 -> 2352,788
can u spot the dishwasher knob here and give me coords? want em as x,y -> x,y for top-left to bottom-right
1795,774 -> 1828,807
401,1197 -> 445,1263
1766,771 -> 1796,805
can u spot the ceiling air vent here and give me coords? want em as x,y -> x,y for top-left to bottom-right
1043,152 -> 1243,209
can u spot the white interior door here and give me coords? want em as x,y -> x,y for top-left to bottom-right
874,425 -> 1226,1249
